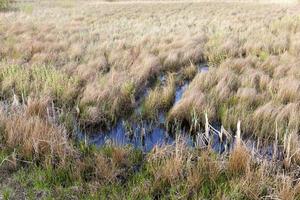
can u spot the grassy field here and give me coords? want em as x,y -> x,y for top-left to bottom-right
1,0 -> 300,199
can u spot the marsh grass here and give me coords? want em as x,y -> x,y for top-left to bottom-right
228,143 -> 250,175
171,54 -> 300,140
0,99 -> 74,167
1,0 -> 300,134
181,62 -> 197,81
1,0 -> 300,198
142,73 -> 175,119
0,64 -> 81,107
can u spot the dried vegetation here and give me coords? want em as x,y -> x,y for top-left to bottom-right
1,0 -> 300,198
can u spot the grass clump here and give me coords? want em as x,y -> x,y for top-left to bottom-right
0,98 -> 73,166
181,62 -> 198,81
142,74 -> 175,119
228,143 -> 250,175
0,64 -> 81,107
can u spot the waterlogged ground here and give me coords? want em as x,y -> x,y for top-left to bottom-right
1,1 -> 300,199
2,1 -> 300,144
77,63 -> 209,151
77,63 -> 282,160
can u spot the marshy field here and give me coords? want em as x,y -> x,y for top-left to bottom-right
1,0 -> 300,199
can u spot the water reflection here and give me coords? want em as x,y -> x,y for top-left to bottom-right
77,63 -> 210,152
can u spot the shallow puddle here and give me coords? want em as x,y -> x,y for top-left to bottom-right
76,63 -> 282,160
77,63 -> 209,151
77,119 -> 198,152
244,139 -> 284,161
198,63 -> 209,73
77,118 -> 281,160
175,82 -> 188,104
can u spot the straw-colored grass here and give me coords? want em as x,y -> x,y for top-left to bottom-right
2,1 -> 300,135
142,73 -> 175,119
0,97 -> 74,166
1,0 -> 300,198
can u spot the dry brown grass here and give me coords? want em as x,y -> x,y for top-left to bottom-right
187,150 -> 221,192
143,134 -> 300,199
276,177 -> 300,200
93,153 -> 121,183
236,163 -> 270,200
147,138 -> 189,187
0,97 -> 74,166
181,62 -> 198,81
228,143 -> 250,175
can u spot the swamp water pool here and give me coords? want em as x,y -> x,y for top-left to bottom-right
76,64 -> 283,160
77,64 -> 209,151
